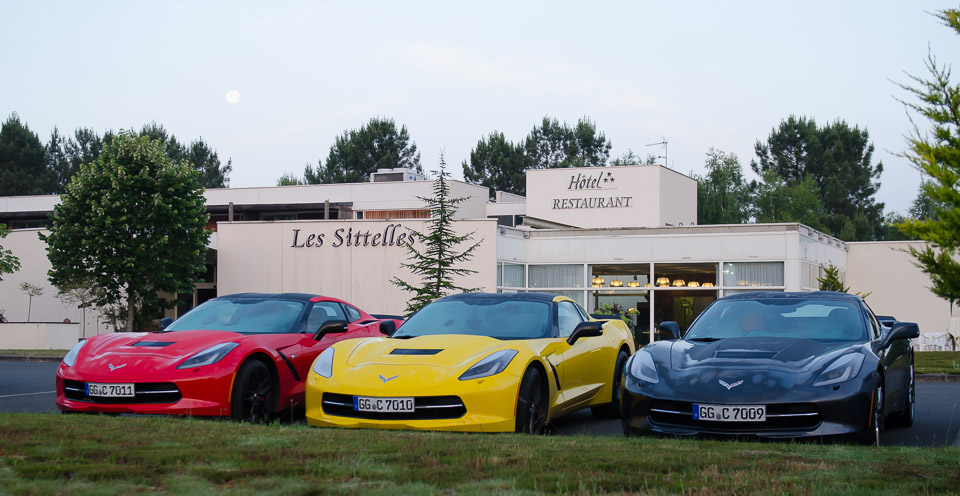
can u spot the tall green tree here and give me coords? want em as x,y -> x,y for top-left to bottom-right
42,132 -> 210,331
130,123 -> 232,188
750,169 -> 827,230
315,117 -> 422,184
392,155 -> 481,316
752,115 -> 884,240
611,150 -> 658,166
696,148 -> 750,225
895,9 -> 960,305
523,116 -> 612,170
0,113 -> 53,196
276,172 -> 304,186
0,222 -> 21,322
0,223 -> 21,282
462,131 -> 527,196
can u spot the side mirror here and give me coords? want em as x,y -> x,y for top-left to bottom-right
879,321 -> 920,348
379,320 -> 397,337
658,321 -> 681,340
160,317 -> 173,330
567,321 -> 603,345
313,319 -> 349,341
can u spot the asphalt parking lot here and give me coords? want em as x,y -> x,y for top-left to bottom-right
2,360 -> 958,446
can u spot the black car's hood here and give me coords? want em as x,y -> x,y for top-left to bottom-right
668,337 -> 859,374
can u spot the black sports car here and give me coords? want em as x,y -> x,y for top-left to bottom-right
621,292 -> 918,444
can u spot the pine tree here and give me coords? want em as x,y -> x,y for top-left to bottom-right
391,155 -> 482,316
817,264 -> 849,292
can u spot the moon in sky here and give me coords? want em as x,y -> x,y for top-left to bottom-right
226,90 -> 240,104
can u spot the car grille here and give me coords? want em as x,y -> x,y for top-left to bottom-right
322,393 -> 466,420
63,380 -> 182,404
649,399 -> 820,431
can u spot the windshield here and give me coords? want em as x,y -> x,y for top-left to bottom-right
394,299 -> 551,340
165,298 -> 306,334
684,298 -> 868,342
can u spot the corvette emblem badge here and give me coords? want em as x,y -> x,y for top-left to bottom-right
378,374 -> 398,383
108,363 -> 127,371
719,379 -> 743,390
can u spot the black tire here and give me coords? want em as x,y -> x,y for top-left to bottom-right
515,367 -> 548,434
898,358 -> 916,427
591,350 -> 629,419
231,360 -> 276,423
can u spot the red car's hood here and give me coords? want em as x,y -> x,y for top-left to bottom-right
82,330 -> 250,361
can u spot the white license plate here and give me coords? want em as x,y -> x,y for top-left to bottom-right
353,396 -> 415,413
86,383 -> 135,397
692,404 -> 766,422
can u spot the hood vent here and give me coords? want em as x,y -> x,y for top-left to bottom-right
131,341 -> 176,347
715,350 -> 777,360
390,348 -> 443,356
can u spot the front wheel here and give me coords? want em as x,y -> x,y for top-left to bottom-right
591,350 -> 629,419
231,360 -> 276,423
515,367 -> 548,434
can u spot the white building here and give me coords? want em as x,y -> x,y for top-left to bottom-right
0,165 -> 955,348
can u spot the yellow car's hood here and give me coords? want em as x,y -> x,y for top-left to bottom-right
343,334 -> 517,369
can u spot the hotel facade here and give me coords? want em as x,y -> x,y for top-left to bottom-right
0,164 -> 954,348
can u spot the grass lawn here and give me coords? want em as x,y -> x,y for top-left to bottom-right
0,349 -> 67,357
0,414 -> 958,495
915,351 -> 960,375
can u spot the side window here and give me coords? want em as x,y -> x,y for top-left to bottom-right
862,303 -> 881,340
306,302 -> 347,332
343,304 -> 362,323
558,301 -> 585,338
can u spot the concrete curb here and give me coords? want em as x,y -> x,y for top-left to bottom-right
915,373 -> 960,383
0,355 -> 64,362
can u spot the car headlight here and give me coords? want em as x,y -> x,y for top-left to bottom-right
62,339 -> 86,367
628,350 -> 660,384
813,353 -> 865,387
459,350 -> 518,381
176,342 -> 240,369
312,348 -> 335,378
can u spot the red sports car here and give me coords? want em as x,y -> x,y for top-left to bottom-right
56,293 -> 401,422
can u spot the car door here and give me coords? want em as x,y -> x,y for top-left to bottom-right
552,301 -> 611,413
865,303 -> 908,414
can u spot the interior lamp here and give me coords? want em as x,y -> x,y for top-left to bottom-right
702,282 -> 715,287
687,281 -> 700,287
655,277 -> 670,287
672,279 -> 686,287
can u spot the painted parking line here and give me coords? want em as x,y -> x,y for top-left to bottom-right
0,391 -> 56,399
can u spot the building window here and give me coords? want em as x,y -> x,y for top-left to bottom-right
722,262 -> 784,288
501,263 -> 525,288
261,213 -> 297,221
653,263 -> 718,288
588,264 -> 649,289
801,262 -> 821,290
362,209 -> 430,220
528,264 -> 583,289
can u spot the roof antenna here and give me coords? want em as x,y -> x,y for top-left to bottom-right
645,139 -> 668,168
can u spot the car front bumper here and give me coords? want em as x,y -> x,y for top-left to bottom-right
620,374 -> 877,442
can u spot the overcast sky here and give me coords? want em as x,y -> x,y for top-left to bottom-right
3,1 -> 958,214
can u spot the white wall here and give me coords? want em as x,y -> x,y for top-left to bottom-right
216,219 -> 499,315
0,229 -> 107,337
846,241 -> 952,333
0,322 -> 80,349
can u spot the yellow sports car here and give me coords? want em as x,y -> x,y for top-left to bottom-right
305,292 -> 635,433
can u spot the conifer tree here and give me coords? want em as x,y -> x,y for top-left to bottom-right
392,155 -> 481,316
